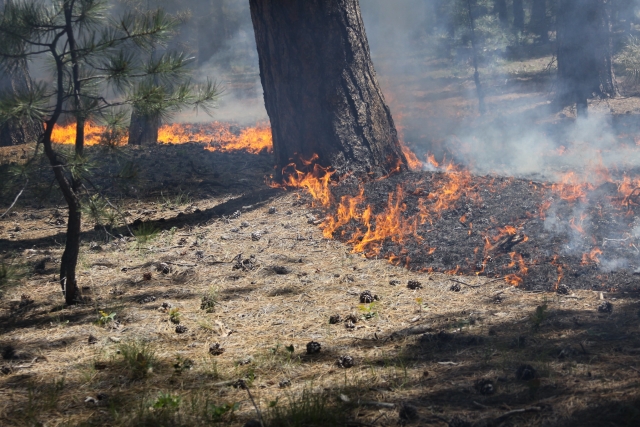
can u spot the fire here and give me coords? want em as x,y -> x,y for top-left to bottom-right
581,247 -> 602,265
401,143 -> 423,170
278,159 -> 335,208
51,121 -> 119,146
551,172 -> 592,203
51,121 -> 273,153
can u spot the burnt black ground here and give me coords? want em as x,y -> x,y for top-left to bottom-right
319,170 -> 640,292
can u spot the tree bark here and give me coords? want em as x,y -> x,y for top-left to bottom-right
128,108 -> 159,145
248,0 -> 407,177
530,0 -> 548,43
557,0 -> 617,116
513,0 -> 525,33
494,0 -> 508,26
0,60 -> 42,147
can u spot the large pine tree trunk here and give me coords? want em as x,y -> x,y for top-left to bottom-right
248,0 -> 407,177
530,0 -> 548,43
128,109 -> 159,145
0,60 -> 42,146
557,0 -> 617,116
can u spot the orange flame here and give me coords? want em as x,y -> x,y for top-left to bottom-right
51,121 -> 273,153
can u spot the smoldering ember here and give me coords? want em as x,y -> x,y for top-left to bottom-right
1,1 -> 640,427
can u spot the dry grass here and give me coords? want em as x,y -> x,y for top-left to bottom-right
1,180 -> 640,426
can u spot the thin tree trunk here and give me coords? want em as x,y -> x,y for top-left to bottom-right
557,0 -> 617,116
248,0 -> 406,177
494,0 -> 508,26
128,108 -> 159,145
513,0 -> 525,33
530,0 -> 548,43
467,0 -> 486,115
197,0 -> 227,65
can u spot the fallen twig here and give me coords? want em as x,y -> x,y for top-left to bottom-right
0,179 -> 28,219
385,324 -> 433,341
449,278 -> 482,288
473,401 -> 489,410
493,406 -> 541,424
358,400 -> 395,408
237,380 -> 265,427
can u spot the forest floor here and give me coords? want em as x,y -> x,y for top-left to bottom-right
1,51 -> 640,427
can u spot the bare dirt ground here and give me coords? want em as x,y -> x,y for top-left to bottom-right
1,52 -> 640,426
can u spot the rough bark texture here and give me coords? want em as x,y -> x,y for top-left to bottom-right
513,0 -> 525,33
0,60 -> 42,146
128,109 -> 159,145
494,0 -> 508,26
557,0 -> 617,115
530,0 -> 548,43
249,0 -> 407,177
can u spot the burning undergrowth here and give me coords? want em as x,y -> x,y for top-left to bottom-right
288,161 -> 640,292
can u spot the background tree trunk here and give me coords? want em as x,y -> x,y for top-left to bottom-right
248,0 -> 407,177
197,0 -> 227,65
128,109 -> 159,145
557,0 -> 617,116
494,0 -> 508,26
530,0 -> 548,43
513,0 -> 525,33
0,60 -> 42,146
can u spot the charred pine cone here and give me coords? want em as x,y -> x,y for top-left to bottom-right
598,301 -> 613,313
329,314 -> 342,324
556,284 -> 570,295
516,364 -> 537,381
474,378 -> 495,395
407,280 -> 423,290
306,341 -> 321,354
398,404 -> 419,421
449,283 -> 461,292
337,355 -> 354,368
209,343 -> 225,356
359,290 -> 378,303
232,254 -> 256,271
175,325 -> 188,334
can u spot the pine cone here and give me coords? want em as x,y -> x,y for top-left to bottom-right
175,325 -> 188,334
597,301 -> 613,313
474,378 -> 495,395
344,314 -> 358,323
407,280 -> 423,290
278,379 -> 291,388
398,404 -> 419,421
515,364 -> 537,381
556,284 -> 570,295
209,343 -> 224,356
251,231 -> 262,241
359,290 -> 377,303
268,207 -> 277,214
306,341 -> 321,354
157,263 -> 171,274
337,355 -> 354,368
329,314 -> 342,324
449,283 -> 461,292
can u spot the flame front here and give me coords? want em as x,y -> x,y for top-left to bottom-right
51,121 -> 273,153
